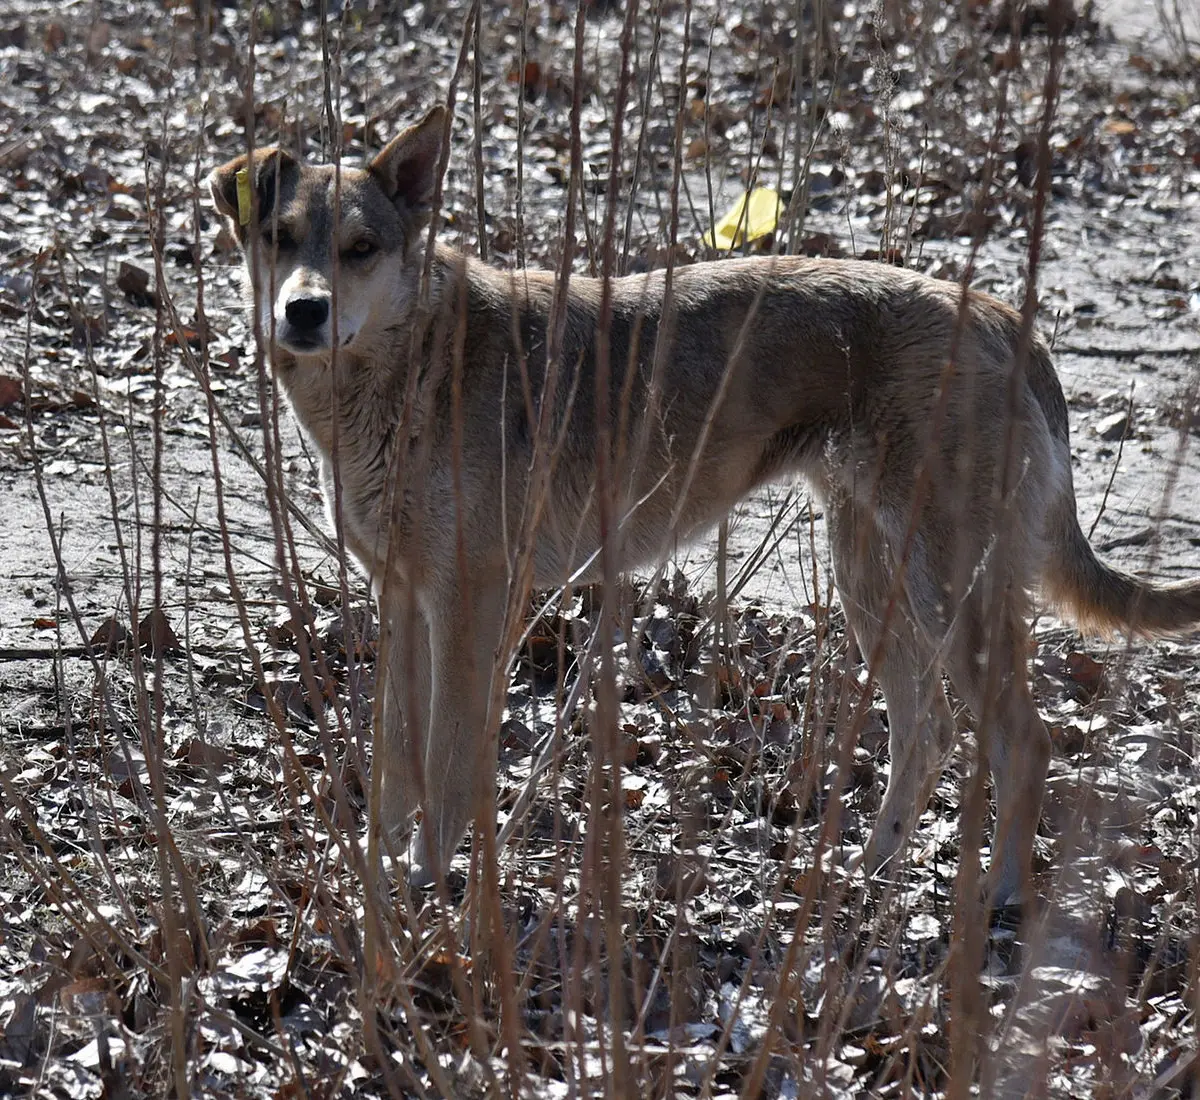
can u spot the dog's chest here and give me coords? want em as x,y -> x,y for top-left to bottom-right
278,358 -> 406,573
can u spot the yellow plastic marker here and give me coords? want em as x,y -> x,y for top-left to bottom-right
703,187 -> 782,250
235,166 -> 252,226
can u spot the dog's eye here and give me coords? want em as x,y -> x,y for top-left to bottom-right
348,239 -> 376,259
260,226 -> 294,250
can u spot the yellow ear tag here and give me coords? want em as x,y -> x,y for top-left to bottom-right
235,167 -> 252,226
703,187 -> 782,250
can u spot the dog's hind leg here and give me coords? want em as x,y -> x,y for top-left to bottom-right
827,499 -> 956,878
942,597 -> 1050,908
407,576 -> 509,887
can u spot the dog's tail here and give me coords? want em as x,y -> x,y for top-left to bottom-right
1043,501 -> 1200,637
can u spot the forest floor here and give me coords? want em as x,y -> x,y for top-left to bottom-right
1,0 -> 1198,1096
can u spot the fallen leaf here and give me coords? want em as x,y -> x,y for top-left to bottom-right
86,21 -> 110,57
116,261 -> 158,307
165,324 -> 203,347
507,60 -> 542,90
178,737 -> 235,769
138,608 -> 181,655
703,189 -> 783,250
0,374 -> 23,407
90,617 -> 132,653
43,21 -> 66,52
1064,651 -> 1106,697
797,232 -> 843,257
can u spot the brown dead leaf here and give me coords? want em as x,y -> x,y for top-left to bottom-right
797,233 -> 843,257
43,21 -> 66,52
756,69 -> 794,109
507,60 -> 542,90
1064,651 -> 1106,697
90,616 -> 132,653
165,322 -> 204,347
213,223 -> 238,253
86,20 -> 110,57
116,261 -> 158,307
59,976 -> 119,1020
491,225 -> 516,254
409,948 -> 469,1011
178,737 -> 235,769
1104,118 -> 1137,136
138,608 -> 180,655
106,193 -> 142,221
1159,856 -> 1186,891
500,718 -> 534,750
0,374 -> 23,408
145,924 -> 197,976
859,247 -> 907,265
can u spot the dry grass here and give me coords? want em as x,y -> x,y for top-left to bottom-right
1,0 -> 1198,1096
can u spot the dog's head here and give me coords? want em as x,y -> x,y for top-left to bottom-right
209,106 -> 445,357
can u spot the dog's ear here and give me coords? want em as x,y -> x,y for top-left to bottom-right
208,147 -> 295,244
369,106 -> 446,220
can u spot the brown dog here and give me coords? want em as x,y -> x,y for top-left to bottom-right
210,107 -> 1200,903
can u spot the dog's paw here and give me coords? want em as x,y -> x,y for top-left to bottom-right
403,827 -> 439,890
817,842 -> 870,885
405,856 -> 436,890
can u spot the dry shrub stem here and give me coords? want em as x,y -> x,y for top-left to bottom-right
6,2 -> 1199,1097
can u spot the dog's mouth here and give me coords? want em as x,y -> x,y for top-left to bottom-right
272,322 -> 361,356
275,329 -> 328,354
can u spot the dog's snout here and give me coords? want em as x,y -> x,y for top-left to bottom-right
285,295 -> 330,331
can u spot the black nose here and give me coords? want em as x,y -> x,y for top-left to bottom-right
285,295 -> 329,331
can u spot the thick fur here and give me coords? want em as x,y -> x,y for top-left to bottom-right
211,108 -> 1200,904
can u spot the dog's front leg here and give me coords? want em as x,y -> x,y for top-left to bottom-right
407,577 -> 508,887
375,588 -> 432,857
